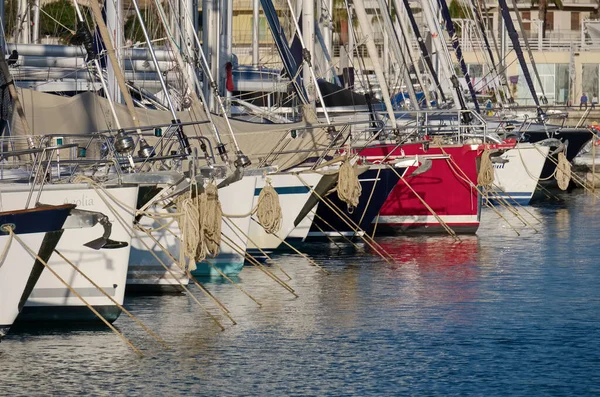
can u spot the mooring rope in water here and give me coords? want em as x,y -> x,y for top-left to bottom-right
3,226 -> 144,357
85,185 -> 226,331
294,173 -> 393,263
221,216 -> 299,288
435,144 -> 532,235
249,216 -> 331,276
337,154 -> 362,210
531,145 -> 599,197
489,184 -> 541,230
53,249 -> 171,349
386,164 -> 459,239
219,230 -> 299,297
477,149 -> 494,188
136,225 -> 237,325
309,209 -> 363,250
319,194 -> 395,262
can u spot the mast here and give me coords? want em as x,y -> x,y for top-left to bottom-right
467,0 -> 510,104
353,0 -> 397,125
399,0 -> 447,103
302,0 -> 316,103
437,0 -> 481,113
510,0 -> 547,104
105,0 -> 123,103
252,0 -> 260,67
421,0 -> 464,109
390,4 -> 432,107
498,0 -> 546,120
164,0 -> 251,166
375,0 -> 420,110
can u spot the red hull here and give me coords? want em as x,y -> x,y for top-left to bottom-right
360,143 -> 481,234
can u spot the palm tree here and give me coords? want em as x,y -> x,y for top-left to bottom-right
530,0 -> 564,38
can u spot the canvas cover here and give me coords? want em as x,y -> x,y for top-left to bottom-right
10,88 -> 333,170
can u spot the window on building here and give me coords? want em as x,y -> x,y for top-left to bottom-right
555,64 -> 570,104
582,64 -> 599,101
545,12 -> 554,31
571,12 -> 581,31
522,11 -> 531,31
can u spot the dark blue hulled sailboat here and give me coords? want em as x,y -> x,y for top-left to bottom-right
306,165 -> 407,240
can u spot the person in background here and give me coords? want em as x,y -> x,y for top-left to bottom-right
581,93 -> 588,110
593,96 -> 598,110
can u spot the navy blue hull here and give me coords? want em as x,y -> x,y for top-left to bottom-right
308,167 -> 403,239
523,129 -> 592,180
0,204 -> 75,236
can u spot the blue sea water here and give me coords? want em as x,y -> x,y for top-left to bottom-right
1,190 -> 600,395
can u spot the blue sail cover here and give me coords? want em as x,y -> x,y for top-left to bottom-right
438,0 -> 480,113
259,0 -> 309,104
497,0 -> 540,108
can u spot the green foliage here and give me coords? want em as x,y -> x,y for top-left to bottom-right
123,8 -> 165,44
39,0 -> 78,41
448,0 -> 468,19
4,0 -> 22,38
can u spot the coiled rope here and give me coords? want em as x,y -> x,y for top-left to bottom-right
175,181 -> 222,268
255,178 -> 282,235
337,155 -> 362,210
175,189 -> 201,270
477,149 -> 494,188
555,151 -> 572,191
201,182 -> 222,258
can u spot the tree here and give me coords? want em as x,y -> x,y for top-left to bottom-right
530,0 -> 564,38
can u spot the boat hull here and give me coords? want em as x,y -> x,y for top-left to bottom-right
191,176 -> 257,277
486,143 -> 550,205
307,166 -> 403,239
361,144 -> 481,234
127,200 -> 189,294
0,205 -> 73,337
0,184 -> 138,323
248,172 -> 323,255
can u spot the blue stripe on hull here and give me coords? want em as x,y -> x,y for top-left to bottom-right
254,186 -> 310,196
485,192 -> 533,206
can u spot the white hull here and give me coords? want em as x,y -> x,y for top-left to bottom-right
0,232 -> 45,336
0,184 -> 138,321
127,203 -> 189,293
248,172 -> 323,252
192,175 -> 257,276
487,143 -> 550,205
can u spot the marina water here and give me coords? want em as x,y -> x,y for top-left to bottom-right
1,190 -> 599,395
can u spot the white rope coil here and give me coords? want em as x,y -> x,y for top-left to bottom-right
555,151 -> 572,191
256,179 -> 282,235
337,155 -> 362,210
478,149 -> 494,188
174,190 -> 201,271
200,182 -> 222,258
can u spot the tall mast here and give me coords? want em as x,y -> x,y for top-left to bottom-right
498,0 -> 546,121
421,0 -> 464,109
353,0 -> 397,125
375,0 -> 420,109
252,0 -> 260,67
510,0 -> 547,104
438,0 -> 481,113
